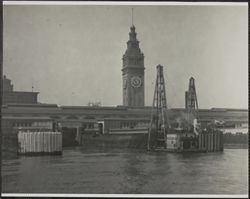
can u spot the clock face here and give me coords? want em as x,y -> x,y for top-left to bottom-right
131,76 -> 142,88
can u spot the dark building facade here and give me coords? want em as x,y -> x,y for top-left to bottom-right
3,75 -> 14,92
122,25 -> 145,107
2,75 -> 38,105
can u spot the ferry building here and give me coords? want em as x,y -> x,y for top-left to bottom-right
2,25 -> 248,146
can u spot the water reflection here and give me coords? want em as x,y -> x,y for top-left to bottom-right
1,148 -> 248,194
120,151 -> 151,193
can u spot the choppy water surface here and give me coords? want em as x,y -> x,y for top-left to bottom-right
1,148 -> 248,194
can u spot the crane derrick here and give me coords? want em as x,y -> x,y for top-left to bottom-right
185,77 -> 199,133
147,65 -> 169,150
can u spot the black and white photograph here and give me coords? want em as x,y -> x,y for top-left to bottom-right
1,1 -> 248,198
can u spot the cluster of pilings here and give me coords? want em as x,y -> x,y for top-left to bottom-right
17,131 -> 62,155
198,131 -> 224,152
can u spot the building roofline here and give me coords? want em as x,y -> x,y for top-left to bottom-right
3,91 -> 39,94
4,103 -> 58,108
2,116 -> 52,120
60,106 -> 128,110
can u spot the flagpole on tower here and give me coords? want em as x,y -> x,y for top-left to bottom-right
132,8 -> 134,25
31,78 -> 34,92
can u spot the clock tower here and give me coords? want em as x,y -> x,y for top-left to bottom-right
122,25 -> 145,107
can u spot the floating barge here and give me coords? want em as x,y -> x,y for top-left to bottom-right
164,130 -> 223,152
146,127 -> 223,153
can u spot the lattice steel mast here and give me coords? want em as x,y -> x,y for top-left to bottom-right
147,65 -> 169,150
185,77 -> 199,130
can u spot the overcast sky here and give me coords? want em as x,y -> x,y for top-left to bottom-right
3,4 -> 248,109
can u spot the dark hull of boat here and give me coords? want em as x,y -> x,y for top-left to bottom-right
80,132 -> 148,150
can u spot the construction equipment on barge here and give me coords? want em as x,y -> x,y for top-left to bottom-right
147,65 -> 223,152
147,64 -> 169,151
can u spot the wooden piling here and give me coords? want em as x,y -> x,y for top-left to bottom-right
211,133 -> 214,152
